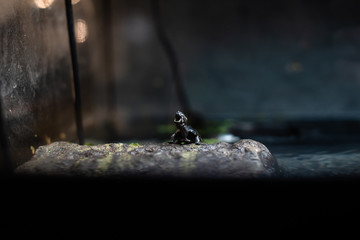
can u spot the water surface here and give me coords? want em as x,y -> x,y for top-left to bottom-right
270,143 -> 360,178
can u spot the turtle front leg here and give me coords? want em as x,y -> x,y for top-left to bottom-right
184,138 -> 192,143
195,136 -> 201,145
168,133 -> 176,144
169,130 -> 180,144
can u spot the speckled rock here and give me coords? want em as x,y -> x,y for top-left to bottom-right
15,139 -> 279,178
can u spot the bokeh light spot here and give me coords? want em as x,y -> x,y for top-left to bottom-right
75,19 -> 88,43
33,0 -> 55,9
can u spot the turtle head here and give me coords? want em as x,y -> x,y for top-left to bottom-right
174,111 -> 187,128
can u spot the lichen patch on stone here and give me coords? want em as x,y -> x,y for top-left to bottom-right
96,154 -> 114,175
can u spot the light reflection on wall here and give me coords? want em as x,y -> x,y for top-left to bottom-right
74,19 -> 88,43
71,0 -> 81,5
33,0 -> 80,9
33,0 -> 55,9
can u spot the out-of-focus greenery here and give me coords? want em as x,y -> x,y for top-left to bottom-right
202,138 -> 220,144
197,119 -> 234,137
156,124 -> 176,134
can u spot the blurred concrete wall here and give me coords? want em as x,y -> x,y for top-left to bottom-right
0,0 -> 76,168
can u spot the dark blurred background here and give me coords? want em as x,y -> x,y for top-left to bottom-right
1,0 -> 360,170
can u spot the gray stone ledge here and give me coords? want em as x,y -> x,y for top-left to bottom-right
15,139 -> 279,178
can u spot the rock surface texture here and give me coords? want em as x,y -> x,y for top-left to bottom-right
15,139 -> 279,178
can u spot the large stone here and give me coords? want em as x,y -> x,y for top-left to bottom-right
15,139 -> 280,178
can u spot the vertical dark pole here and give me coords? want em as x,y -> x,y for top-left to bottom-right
0,98 -> 12,176
65,0 -> 84,145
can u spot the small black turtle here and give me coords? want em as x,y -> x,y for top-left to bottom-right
168,111 -> 202,145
